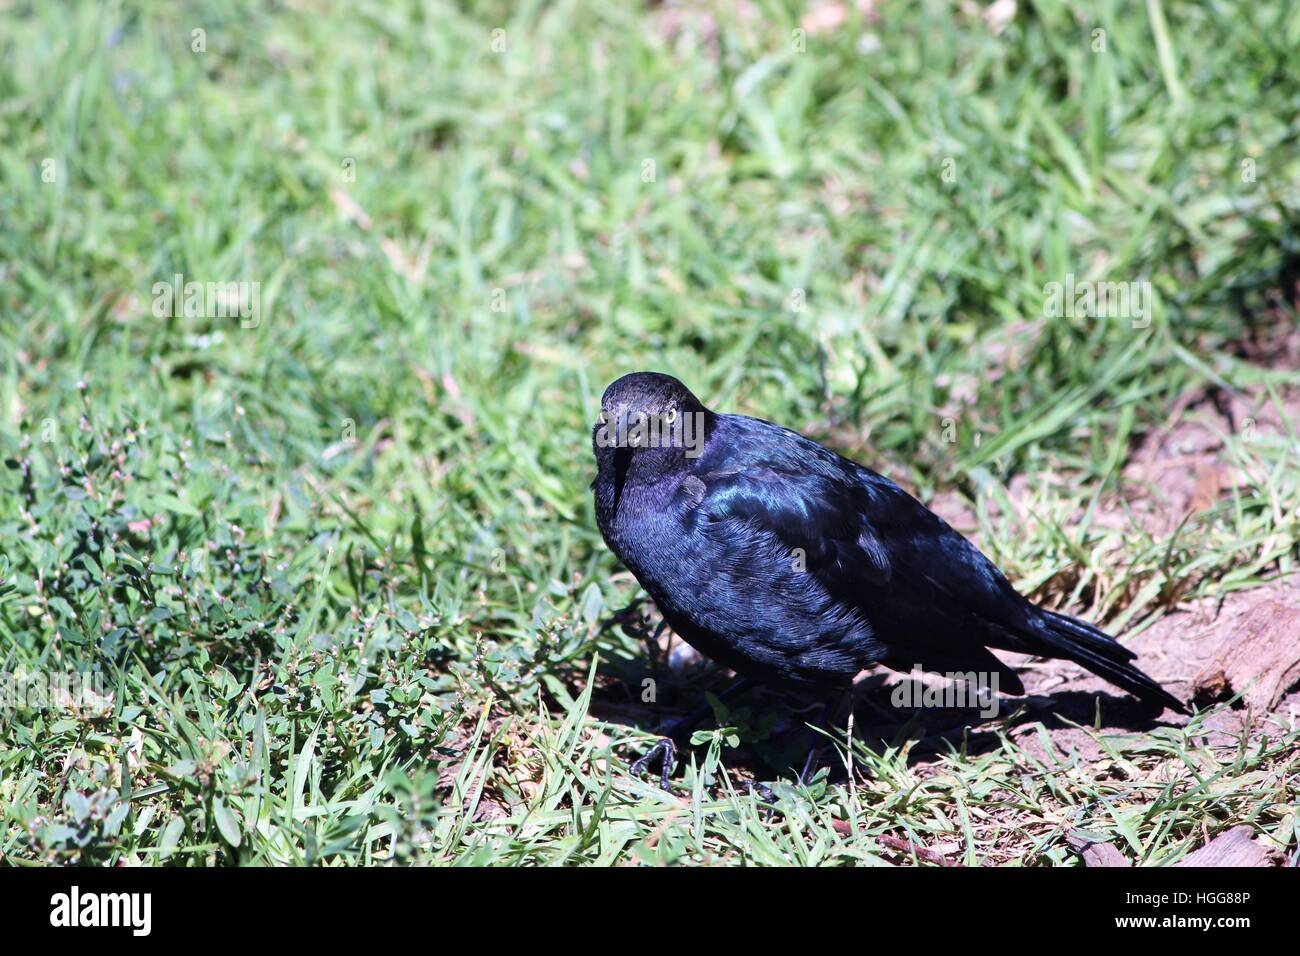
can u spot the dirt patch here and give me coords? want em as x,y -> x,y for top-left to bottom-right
1112,318 -> 1300,537
1115,381 -> 1299,537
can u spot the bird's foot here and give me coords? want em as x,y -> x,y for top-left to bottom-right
798,745 -> 821,784
630,737 -> 676,792
746,780 -> 778,803
743,750 -> 825,807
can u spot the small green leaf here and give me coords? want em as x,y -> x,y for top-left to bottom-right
159,817 -> 185,857
213,798 -> 242,848
580,582 -> 604,625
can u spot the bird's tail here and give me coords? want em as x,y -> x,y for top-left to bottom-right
1035,609 -> 1187,714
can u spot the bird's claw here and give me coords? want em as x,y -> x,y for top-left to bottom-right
745,755 -> 816,806
746,780 -> 778,803
630,737 -> 676,791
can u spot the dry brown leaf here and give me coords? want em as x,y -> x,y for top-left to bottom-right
1191,600 -> 1300,711
1176,826 -> 1281,867
1067,831 -> 1131,867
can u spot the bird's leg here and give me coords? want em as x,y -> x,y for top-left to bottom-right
599,595 -> 650,637
599,596 -> 669,672
797,742 -> 821,784
745,706 -> 834,804
794,686 -> 856,784
643,618 -> 669,671
740,716 -> 831,803
630,676 -> 754,791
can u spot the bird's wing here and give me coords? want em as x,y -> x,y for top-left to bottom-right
683,462 -> 1035,691
671,465 -> 888,679
686,462 -> 1035,626
686,465 -> 892,595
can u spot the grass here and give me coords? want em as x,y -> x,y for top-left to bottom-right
1,0 -> 1298,865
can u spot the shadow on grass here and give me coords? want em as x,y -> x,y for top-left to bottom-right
587,647 -> 1181,786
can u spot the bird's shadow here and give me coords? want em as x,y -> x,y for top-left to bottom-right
589,650 -> 1181,785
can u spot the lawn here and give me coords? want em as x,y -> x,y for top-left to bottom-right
1,0 -> 1298,865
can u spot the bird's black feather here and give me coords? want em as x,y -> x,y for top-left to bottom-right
592,372 -> 1186,714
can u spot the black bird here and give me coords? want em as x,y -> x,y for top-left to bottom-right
592,371 -> 1186,786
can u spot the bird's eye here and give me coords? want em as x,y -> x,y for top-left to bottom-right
598,410 -> 608,425
664,407 -> 678,424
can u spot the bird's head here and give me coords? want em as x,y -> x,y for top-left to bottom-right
592,372 -> 713,488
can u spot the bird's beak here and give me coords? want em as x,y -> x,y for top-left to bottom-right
611,445 -> 632,505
